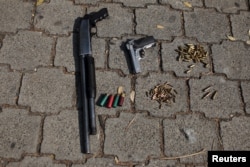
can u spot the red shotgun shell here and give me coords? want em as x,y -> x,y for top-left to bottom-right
118,93 -> 125,106
107,94 -> 114,108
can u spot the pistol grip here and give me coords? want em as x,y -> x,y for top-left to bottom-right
89,8 -> 109,26
126,43 -> 141,74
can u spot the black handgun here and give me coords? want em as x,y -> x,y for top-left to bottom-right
79,8 -> 108,153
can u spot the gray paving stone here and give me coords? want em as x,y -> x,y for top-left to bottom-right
0,0 -> 33,32
221,116 -> 250,150
241,82 -> 250,114
95,71 -> 131,115
0,67 -> 21,105
109,37 -> 159,75
92,37 -> 107,68
41,110 -> 83,160
163,113 -> 219,163
88,3 -> 133,37
190,75 -> 243,119
212,41 -> 250,79
75,0 -> 102,5
205,0 -> 248,13
55,36 -> 76,72
136,159 -> 183,167
0,108 -> 41,159
184,8 -> 230,43
104,113 -> 160,162
231,11 -> 250,41
34,0 -> 83,35
0,31 -> 52,71
161,0 -> 203,10
136,5 -> 182,40
135,73 -> 188,117
72,158 -> 118,167
113,0 -> 156,7
6,156 -> 66,167
161,37 -> 210,77
19,68 -> 75,113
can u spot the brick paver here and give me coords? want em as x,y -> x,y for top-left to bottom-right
0,31 -> 52,71
189,75 -> 243,118
0,0 -> 249,166
6,156 -> 66,167
184,8 -> 230,43
241,81 -> 250,114
0,0 -> 33,32
41,110 -> 83,160
231,11 -> 250,41
104,113 -> 160,162
221,116 -> 250,150
0,67 -> 21,105
19,68 -> 75,113
205,0 -> 248,13
34,0 -> 83,35
0,108 -> 41,159
136,5 -> 182,40
212,41 -> 250,80
162,0 -> 203,10
163,114 -> 219,163
71,158 -> 118,167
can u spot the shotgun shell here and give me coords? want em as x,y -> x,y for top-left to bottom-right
99,94 -> 109,107
113,94 -> 120,108
118,93 -> 125,106
106,94 -> 114,108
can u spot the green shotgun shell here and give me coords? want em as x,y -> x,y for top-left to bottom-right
100,94 -> 109,107
113,94 -> 120,108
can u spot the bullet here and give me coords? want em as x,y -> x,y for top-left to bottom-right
118,93 -> 125,106
106,94 -> 114,108
99,94 -> 108,107
113,94 -> 120,108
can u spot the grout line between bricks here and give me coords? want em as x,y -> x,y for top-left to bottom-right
216,120 -> 224,150
50,37 -> 58,67
159,119 -> 165,157
158,42 -> 164,72
227,14 -> 234,36
186,79 -> 191,112
16,73 -> 24,106
238,81 -> 247,114
36,115 -> 46,154
132,9 -> 137,35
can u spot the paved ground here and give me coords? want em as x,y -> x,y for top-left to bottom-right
0,0 -> 250,167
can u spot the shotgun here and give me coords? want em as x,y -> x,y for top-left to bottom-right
79,8 -> 108,153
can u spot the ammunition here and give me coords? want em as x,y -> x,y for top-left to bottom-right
211,91 -> 217,100
100,94 -> 109,106
118,93 -> 125,106
189,64 -> 195,68
106,94 -> 114,108
202,86 -> 212,92
113,94 -> 120,108
202,92 -> 211,99
185,69 -> 192,74
205,64 -> 209,68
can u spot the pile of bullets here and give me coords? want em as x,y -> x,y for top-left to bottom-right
176,44 -> 208,66
148,82 -> 177,109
